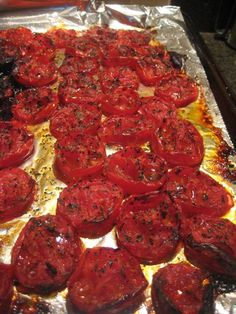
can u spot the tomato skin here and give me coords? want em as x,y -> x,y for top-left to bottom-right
155,73 -> 199,108
117,29 -> 151,46
12,87 -> 58,125
100,66 -> 139,93
105,147 -> 168,195
163,166 -> 234,218
99,113 -> 155,146
101,88 -> 140,116
59,86 -> 103,106
68,247 -> 148,313
182,216 -> 236,280
0,168 -> 36,223
151,117 -> 204,167
0,27 -> 34,47
0,263 -> 14,314
136,57 -> 175,86
56,178 -> 123,238
116,192 -> 181,264
139,96 -> 177,128
50,103 -> 102,140
13,56 -> 58,87
0,121 -> 34,169
151,263 -> 214,314
54,135 -> 106,184
12,214 -> 83,295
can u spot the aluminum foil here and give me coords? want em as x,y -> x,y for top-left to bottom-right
0,3 -> 236,314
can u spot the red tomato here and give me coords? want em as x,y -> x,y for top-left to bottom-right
116,192 -> 181,264
59,86 -> 103,106
151,117 -> 204,167
68,247 -> 148,313
99,113 -> 155,146
139,96 -> 177,128
21,33 -> 55,60
136,57 -> 175,86
66,35 -> 102,60
117,29 -> 151,46
103,43 -> 140,68
152,263 -> 213,314
101,87 -> 140,116
105,147 -> 168,195
163,166 -> 234,217
136,44 -> 170,61
54,135 -> 105,184
12,87 -> 58,125
59,55 -> 100,77
56,178 -> 123,238
0,121 -> 34,169
58,71 -> 100,93
0,168 -> 36,223
11,214 -> 83,294
0,263 -> 14,314
155,73 -> 199,107
13,56 -> 58,87
183,216 -> 236,280
50,103 -> 101,140
45,28 -> 77,49
99,66 -> 139,93
0,27 -> 33,47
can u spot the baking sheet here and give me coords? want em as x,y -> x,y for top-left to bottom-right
0,3 -> 236,314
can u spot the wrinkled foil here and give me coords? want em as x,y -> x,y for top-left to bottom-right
0,3 -> 236,314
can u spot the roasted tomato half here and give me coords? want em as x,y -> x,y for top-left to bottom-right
12,214 -> 83,294
116,192 -> 181,264
56,178 -> 123,238
68,247 -> 148,313
152,262 -> 214,314
163,166 -> 234,217
105,147 -> 168,195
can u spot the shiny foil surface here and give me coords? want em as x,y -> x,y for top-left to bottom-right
0,3 -> 236,314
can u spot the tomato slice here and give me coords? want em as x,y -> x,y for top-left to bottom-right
59,55 -> 100,77
105,147 -> 168,195
117,29 -> 151,46
21,33 -> 55,60
101,87 -> 140,116
155,73 -> 199,107
152,263 -> 213,314
54,135 -> 105,184
68,247 -> 148,313
12,87 -> 58,125
59,86 -> 103,106
0,168 -> 36,223
103,43 -> 140,68
66,35 -> 102,60
151,117 -> 204,167
0,27 -> 34,47
13,56 -> 58,87
163,166 -> 234,217
99,66 -> 139,93
99,113 -> 155,146
0,263 -> 14,314
50,103 -> 101,140
11,214 -> 83,294
45,28 -> 77,49
56,178 -> 123,238
183,216 -> 236,280
139,96 -> 177,128
0,121 -> 34,169
116,192 -> 181,264
136,57 -> 175,86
